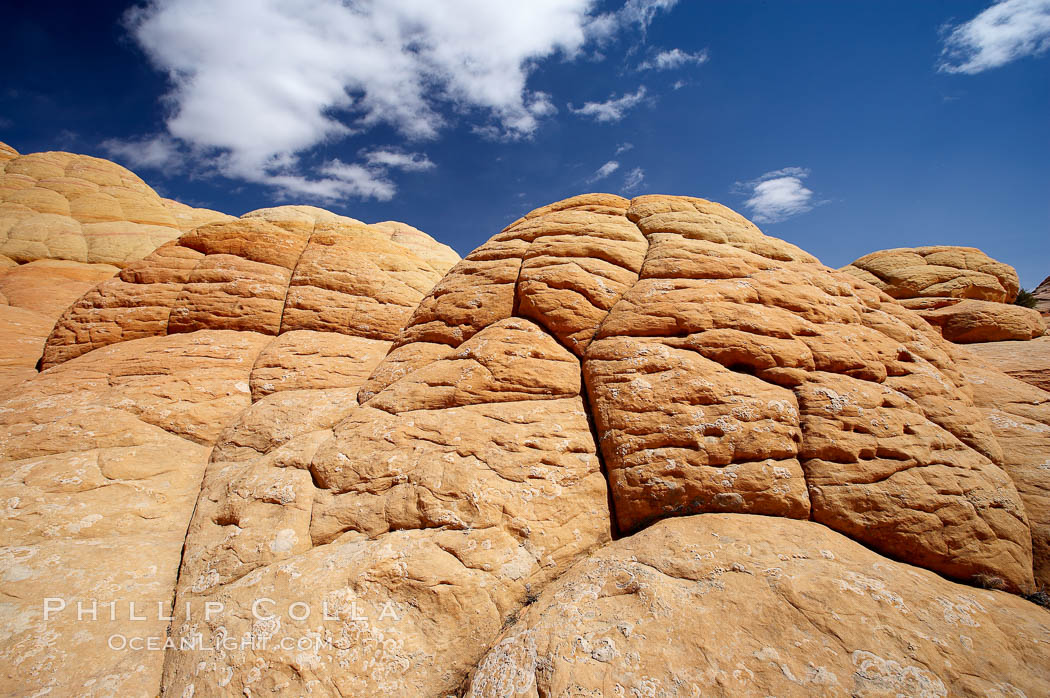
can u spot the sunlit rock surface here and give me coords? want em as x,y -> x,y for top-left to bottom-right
842,246 -> 1046,342
1,193 -> 1047,696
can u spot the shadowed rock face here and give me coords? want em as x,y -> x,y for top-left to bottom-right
0,142 -> 231,266
1,194 -> 1047,697
842,246 -> 1046,342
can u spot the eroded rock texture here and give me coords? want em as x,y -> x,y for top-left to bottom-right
396,195 -> 1030,592
42,205 -> 458,367
0,144 -> 231,265
466,514 -> 1050,698
842,246 -> 1046,342
965,336 -> 1050,393
1035,274 -> 1050,315
956,347 -> 1050,589
0,207 -> 459,696
159,195 -> 1039,697
0,141 -> 18,163
912,297 -> 1046,343
160,314 -> 612,695
842,246 -> 1021,303
2,193 -> 1047,697
0,330 -> 267,696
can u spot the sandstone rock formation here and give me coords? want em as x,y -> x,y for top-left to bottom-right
0,206 -> 459,696
842,246 -> 1046,342
42,205 -> 459,367
0,143 -> 231,266
911,297 -> 1046,342
0,258 -> 117,392
842,246 -> 1020,303
158,194 -> 1039,695
965,336 -> 1050,393
954,349 -> 1050,590
466,514 -> 1050,697
1,194 -> 1047,696
1035,274 -> 1050,315
0,141 -> 18,162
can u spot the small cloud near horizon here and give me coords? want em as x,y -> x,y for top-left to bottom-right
622,166 -> 645,193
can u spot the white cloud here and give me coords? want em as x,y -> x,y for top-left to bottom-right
362,149 -> 435,172
939,0 -> 1050,74
588,160 -> 620,183
586,0 -> 679,42
638,48 -> 709,70
622,167 -> 645,193
737,167 -> 818,224
620,0 -> 679,31
120,0 -> 608,200
672,80 -> 687,90
102,134 -> 185,170
570,86 -> 648,123
615,142 -> 634,155
269,160 -> 396,201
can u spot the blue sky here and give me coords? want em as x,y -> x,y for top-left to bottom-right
2,0 -> 1048,287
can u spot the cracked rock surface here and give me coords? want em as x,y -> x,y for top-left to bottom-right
955,348 -> 1050,589
466,513 -> 1050,698
0,206 -> 459,696
42,204 -> 458,367
842,245 -> 1046,342
1,193 -> 1047,696
0,141 -> 231,266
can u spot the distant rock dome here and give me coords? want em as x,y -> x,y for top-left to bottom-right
843,245 -> 1045,342
0,141 -> 231,266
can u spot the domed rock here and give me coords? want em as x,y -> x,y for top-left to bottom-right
0,146 -> 232,266
842,245 -> 1020,303
907,297 -> 1046,343
0,207 -> 458,696
158,195 -> 1037,696
365,194 -> 1030,590
2,193 -> 1047,697
41,205 -> 459,367
842,246 -> 1046,342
